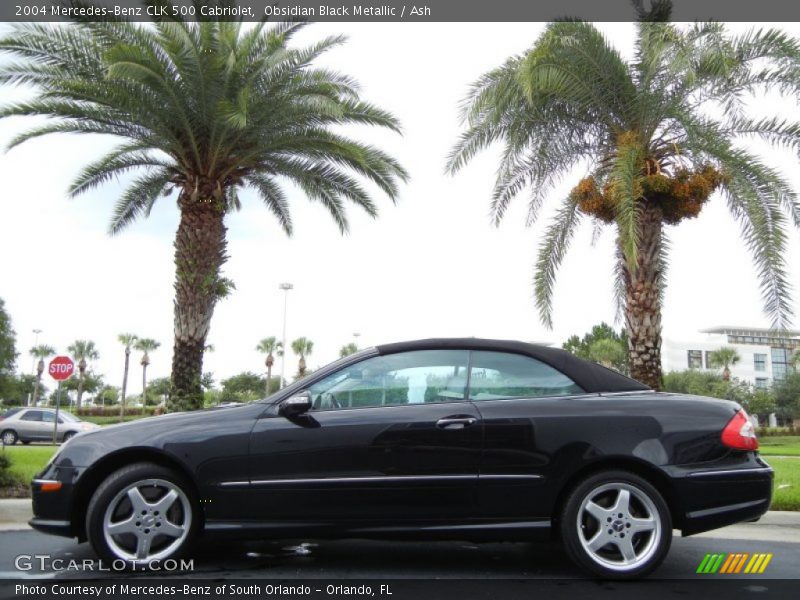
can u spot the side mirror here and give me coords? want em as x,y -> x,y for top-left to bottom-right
279,392 -> 312,417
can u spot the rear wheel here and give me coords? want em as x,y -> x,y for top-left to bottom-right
1,430 -> 17,446
560,470 -> 671,579
86,463 -> 198,566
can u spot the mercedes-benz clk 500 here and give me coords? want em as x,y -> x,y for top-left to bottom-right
30,338 -> 772,578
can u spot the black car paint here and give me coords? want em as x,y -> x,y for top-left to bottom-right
30,340 -> 773,544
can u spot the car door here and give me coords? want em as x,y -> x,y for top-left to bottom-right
246,349 -> 482,521
17,410 -> 47,441
467,351 -> 587,519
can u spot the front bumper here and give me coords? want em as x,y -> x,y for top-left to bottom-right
30,467 -> 82,539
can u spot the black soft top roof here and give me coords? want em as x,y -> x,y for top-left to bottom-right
375,338 -> 650,394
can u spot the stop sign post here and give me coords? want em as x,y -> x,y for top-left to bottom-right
48,356 -> 75,444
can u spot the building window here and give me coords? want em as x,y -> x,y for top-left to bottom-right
705,351 -> 715,370
688,350 -> 703,369
755,378 -> 769,390
771,347 -> 793,382
754,354 -> 767,372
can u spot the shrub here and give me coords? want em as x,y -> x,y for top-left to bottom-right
0,452 -> 20,487
74,406 -> 156,417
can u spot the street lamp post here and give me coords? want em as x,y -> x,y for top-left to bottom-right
353,332 -> 361,349
278,283 -> 293,389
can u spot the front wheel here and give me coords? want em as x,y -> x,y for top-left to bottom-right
560,470 -> 672,579
86,463 -> 198,566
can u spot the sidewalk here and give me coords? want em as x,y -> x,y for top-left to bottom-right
0,499 -> 32,532
1,499 -> 799,541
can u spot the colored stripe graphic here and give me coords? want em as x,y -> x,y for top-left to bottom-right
697,552 -> 772,574
733,553 -> 749,573
758,554 -> 773,573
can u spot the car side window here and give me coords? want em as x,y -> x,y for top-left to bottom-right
20,410 -> 42,422
468,351 -> 583,400
307,350 -> 471,410
42,412 -> 56,423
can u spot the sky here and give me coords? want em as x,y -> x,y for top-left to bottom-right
1,22 -> 799,396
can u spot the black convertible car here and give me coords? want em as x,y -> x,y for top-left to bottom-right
30,338 -> 772,578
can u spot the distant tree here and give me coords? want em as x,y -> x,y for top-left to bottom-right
3,374 -> 41,406
97,385 -> 120,406
588,338 -> 627,371
67,340 -> 99,408
563,323 -> 629,374
146,376 -> 171,405
200,372 -> 215,391
256,337 -> 279,396
135,338 -> 160,413
292,337 -> 314,377
117,333 -> 138,421
29,344 -> 55,405
339,343 -> 359,358
220,371 -> 265,403
0,298 -> 17,401
709,347 -> 741,381
774,373 -> 800,419
662,370 -> 769,412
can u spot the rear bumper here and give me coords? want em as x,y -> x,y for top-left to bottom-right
673,463 -> 773,536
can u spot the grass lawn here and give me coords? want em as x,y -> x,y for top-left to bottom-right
758,436 -> 800,457
768,457 -> 800,511
2,445 -> 58,483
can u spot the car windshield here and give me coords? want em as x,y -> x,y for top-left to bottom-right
57,412 -> 79,422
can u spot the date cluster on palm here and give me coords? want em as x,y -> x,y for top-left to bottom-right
571,164 -> 727,224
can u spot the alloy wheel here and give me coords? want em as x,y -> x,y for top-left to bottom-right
102,478 -> 191,562
576,482 -> 661,572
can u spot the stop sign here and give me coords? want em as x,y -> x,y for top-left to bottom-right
48,356 -> 75,381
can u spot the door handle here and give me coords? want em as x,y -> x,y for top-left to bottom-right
436,417 -> 477,429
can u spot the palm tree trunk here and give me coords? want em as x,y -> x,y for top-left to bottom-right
622,201 -> 664,390
141,364 -> 147,416
120,350 -> 130,423
76,375 -> 85,409
266,365 -> 272,396
169,191 -> 228,412
32,374 -> 41,405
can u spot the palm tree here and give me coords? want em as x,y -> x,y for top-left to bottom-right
0,16 -> 407,411
135,338 -> 160,415
67,340 -> 99,408
709,347 -> 741,381
29,344 -> 55,405
448,13 -> 800,390
256,337 -> 279,396
117,333 -> 137,421
339,343 -> 359,358
291,338 -> 314,378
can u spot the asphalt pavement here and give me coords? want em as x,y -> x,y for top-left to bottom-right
0,523 -> 798,580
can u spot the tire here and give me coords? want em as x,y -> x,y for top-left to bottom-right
1,430 -> 17,446
61,432 -> 76,443
22,441 -> 31,445
560,470 -> 672,579
86,462 -> 199,567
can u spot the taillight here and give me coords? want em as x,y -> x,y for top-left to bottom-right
721,409 -> 759,451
